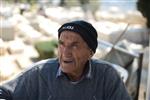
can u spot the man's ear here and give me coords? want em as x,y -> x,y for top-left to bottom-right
89,50 -> 94,59
91,51 -> 94,56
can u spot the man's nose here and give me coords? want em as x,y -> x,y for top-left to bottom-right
63,46 -> 72,56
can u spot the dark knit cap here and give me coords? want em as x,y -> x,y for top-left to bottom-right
58,20 -> 98,53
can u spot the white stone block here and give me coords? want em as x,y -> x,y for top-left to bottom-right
16,55 -> 33,69
0,20 -> 15,41
16,23 -> 42,44
0,38 -> 6,55
8,39 -> 25,54
95,21 -> 127,44
37,16 -> 60,38
0,56 -> 20,81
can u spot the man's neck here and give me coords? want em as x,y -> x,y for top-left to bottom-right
65,61 -> 89,82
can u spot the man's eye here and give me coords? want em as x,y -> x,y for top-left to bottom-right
58,40 -> 63,45
72,45 -> 78,49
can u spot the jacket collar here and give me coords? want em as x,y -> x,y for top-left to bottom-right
56,60 -> 92,80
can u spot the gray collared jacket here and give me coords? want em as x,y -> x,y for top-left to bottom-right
0,58 -> 132,100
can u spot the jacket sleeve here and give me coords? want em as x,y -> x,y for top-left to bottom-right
103,66 -> 132,100
0,86 -> 12,100
0,67 -> 39,100
0,74 -> 30,100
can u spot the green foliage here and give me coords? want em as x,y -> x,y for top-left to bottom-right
34,40 -> 58,59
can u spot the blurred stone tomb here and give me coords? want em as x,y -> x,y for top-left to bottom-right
0,20 -> 15,41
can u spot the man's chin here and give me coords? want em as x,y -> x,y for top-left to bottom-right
61,63 -> 73,68
61,67 -> 74,74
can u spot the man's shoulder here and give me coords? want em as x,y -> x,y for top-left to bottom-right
91,59 -> 117,75
92,59 -> 128,81
0,58 -> 58,84
20,58 -> 59,75
33,58 -> 58,68
91,59 -> 113,68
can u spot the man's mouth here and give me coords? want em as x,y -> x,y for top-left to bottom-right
63,60 -> 73,63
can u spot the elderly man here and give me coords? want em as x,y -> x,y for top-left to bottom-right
0,20 -> 131,100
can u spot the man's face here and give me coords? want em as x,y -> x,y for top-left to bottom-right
58,31 -> 92,77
